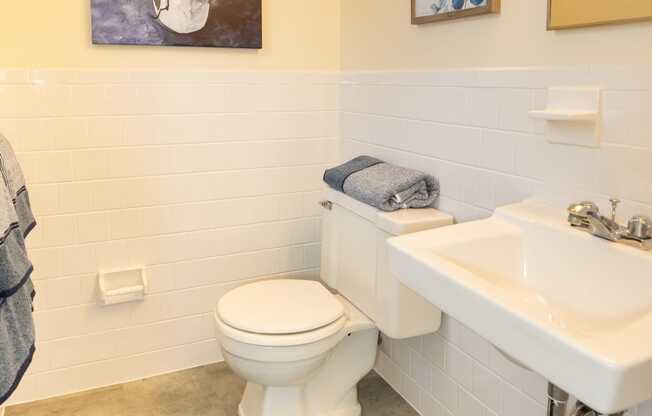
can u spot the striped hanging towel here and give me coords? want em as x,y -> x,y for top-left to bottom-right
0,133 -> 37,406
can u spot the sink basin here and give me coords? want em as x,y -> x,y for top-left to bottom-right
387,200 -> 652,413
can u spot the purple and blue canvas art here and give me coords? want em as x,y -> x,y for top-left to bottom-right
91,0 -> 262,49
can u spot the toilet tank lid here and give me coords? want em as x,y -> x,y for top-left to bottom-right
326,189 -> 454,235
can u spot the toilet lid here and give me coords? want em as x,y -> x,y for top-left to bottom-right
217,280 -> 345,335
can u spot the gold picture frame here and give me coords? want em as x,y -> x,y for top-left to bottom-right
412,0 -> 500,25
548,0 -> 652,30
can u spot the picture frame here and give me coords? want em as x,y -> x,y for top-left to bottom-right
547,0 -> 652,30
91,0 -> 262,49
411,0 -> 500,25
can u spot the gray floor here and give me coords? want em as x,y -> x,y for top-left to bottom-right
7,363 -> 417,416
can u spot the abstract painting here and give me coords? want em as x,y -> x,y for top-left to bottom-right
412,0 -> 500,25
92,0 -> 262,49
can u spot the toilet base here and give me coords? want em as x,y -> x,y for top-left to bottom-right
234,327 -> 378,416
237,382 -> 362,416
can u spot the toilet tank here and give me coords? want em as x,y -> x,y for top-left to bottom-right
320,189 -> 454,339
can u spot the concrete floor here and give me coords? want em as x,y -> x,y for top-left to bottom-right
7,363 -> 417,416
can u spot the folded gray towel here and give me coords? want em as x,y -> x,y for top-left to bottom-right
323,155 -> 382,192
0,134 -> 36,406
324,156 -> 440,212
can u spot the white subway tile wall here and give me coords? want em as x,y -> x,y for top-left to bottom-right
0,70 -> 337,404
2,66 -> 652,416
340,68 -> 652,222
341,67 -> 652,416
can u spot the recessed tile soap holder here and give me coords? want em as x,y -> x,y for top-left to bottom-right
99,267 -> 148,305
529,86 -> 601,148
528,109 -> 597,121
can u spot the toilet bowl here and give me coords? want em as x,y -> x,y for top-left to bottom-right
214,190 -> 454,416
215,279 -> 378,416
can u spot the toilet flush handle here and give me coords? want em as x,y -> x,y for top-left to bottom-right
319,200 -> 333,211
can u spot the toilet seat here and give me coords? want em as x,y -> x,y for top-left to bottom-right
215,280 -> 349,352
215,313 -> 348,348
216,312 -> 349,364
217,279 -> 345,336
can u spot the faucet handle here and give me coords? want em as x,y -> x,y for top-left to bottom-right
568,201 -> 599,217
628,215 -> 651,240
567,201 -> 600,228
609,198 -> 621,221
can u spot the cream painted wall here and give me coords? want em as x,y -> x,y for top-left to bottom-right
340,0 -> 652,70
4,0 -> 652,71
0,0 -> 340,70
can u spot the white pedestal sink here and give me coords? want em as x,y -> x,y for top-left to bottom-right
387,200 -> 652,414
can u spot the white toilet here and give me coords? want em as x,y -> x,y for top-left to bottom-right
214,189 -> 454,416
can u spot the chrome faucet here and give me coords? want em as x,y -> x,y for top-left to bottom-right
567,199 -> 652,250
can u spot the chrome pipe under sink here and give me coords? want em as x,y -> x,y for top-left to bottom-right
547,384 -> 625,416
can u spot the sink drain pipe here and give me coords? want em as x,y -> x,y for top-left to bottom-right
547,384 -> 570,416
547,384 -> 625,416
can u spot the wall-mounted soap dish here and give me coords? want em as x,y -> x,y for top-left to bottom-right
529,86 -> 601,148
528,110 -> 597,121
99,267 -> 148,305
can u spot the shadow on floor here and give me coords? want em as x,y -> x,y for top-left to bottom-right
8,363 -> 418,416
